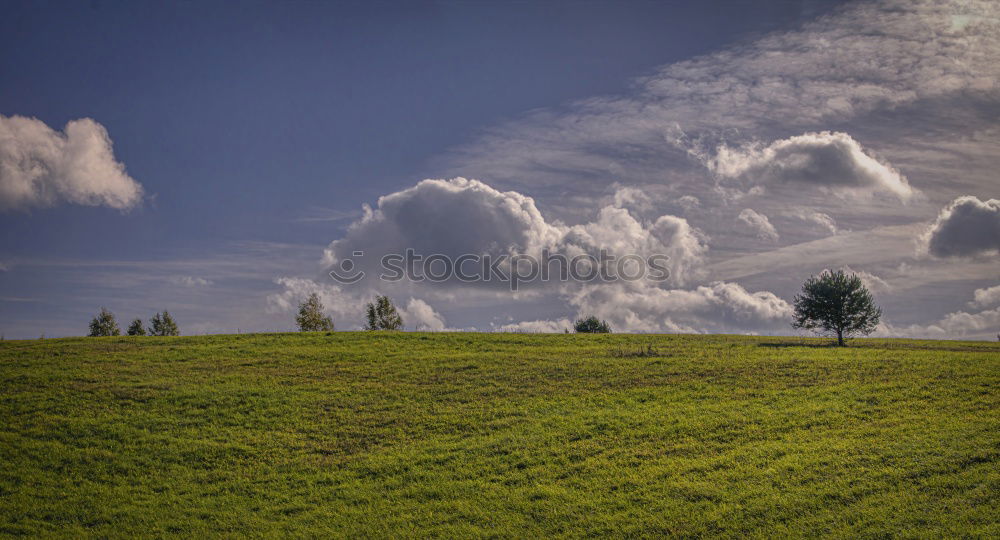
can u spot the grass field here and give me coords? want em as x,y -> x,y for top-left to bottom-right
1,332 -> 997,537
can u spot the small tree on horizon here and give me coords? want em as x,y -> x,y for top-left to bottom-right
365,295 -> 403,331
149,311 -> 180,336
296,293 -> 334,332
574,316 -> 611,334
126,318 -> 146,336
88,307 -> 121,337
792,270 -> 881,346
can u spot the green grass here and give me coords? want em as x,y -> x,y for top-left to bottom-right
1,332 -> 997,537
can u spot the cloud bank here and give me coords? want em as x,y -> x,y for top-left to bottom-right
269,178 -> 797,335
0,115 -> 143,211
323,178 -> 708,288
567,281 -> 792,334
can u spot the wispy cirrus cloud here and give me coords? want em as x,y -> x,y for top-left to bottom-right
443,0 -> 999,198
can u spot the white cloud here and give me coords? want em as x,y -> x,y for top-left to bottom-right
923,196 -> 1000,257
169,276 -> 212,287
737,208 -> 779,242
561,207 -> 707,286
840,265 -> 891,294
888,307 -> 1000,340
399,298 -> 448,331
296,178 -> 809,335
0,115 -> 143,211
267,276 -> 452,331
324,177 -> 708,289
322,178 -> 562,268
790,209 -> 838,235
710,132 -> 916,201
266,277 -> 361,328
496,318 -> 572,333
676,195 -> 701,213
567,281 -> 792,334
612,185 -> 653,213
970,285 -> 1000,308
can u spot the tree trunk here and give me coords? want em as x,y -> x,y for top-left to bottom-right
837,329 -> 844,347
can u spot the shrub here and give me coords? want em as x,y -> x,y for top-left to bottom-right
574,316 -> 611,333
126,318 -> 146,336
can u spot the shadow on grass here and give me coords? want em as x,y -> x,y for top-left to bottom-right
759,340 -> 999,353
758,341 -> 841,349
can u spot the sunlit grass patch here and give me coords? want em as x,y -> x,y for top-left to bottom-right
0,332 -> 997,536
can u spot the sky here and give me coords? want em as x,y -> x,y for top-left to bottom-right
1,0 -> 998,339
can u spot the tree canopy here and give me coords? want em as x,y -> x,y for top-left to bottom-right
366,295 -> 403,331
792,270 -> 881,346
296,293 -> 334,332
574,316 -> 612,334
149,311 -> 180,336
88,307 -> 121,337
126,318 -> 146,336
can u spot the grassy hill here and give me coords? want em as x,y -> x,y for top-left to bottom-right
1,332 -> 997,537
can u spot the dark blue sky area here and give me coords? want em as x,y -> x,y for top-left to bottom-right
1,0 -> 844,259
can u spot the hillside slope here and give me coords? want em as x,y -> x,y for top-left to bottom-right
1,333 -> 997,536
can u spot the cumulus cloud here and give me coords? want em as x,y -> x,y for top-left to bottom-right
567,281 -> 792,334
840,265 -> 891,294
889,307 -> 1000,340
737,208 -> 779,241
923,196 -> 1000,257
611,185 -> 653,213
561,207 -> 707,286
323,178 -> 562,267
324,177 -> 708,288
496,318 -> 573,333
279,176 -> 809,335
970,285 -> 1000,308
267,276 -> 452,331
676,195 -> 701,213
710,132 -> 916,201
399,298 -> 448,331
0,115 -> 143,211
267,277 -> 360,326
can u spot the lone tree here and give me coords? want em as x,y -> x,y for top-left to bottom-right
296,292 -> 334,331
149,311 -> 180,336
88,307 -> 121,337
126,318 -> 146,336
792,270 -> 881,346
366,295 -> 403,331
574,316 -> 612,333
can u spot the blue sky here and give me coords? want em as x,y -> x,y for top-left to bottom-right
2,0 -> 998,339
